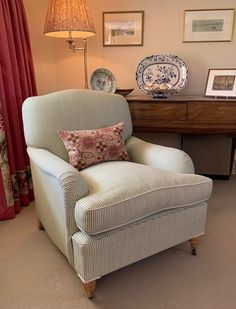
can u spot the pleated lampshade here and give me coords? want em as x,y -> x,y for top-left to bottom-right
44,0 -> 96,38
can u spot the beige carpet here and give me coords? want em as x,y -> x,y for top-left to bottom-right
1,176 -> 236,309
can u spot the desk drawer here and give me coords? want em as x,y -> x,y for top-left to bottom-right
129,102 -> 187,121
188,102 -> 236,123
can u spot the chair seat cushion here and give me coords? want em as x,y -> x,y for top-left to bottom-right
75,161 -> 212,234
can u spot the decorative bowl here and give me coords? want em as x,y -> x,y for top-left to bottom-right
115,88 -> 134,96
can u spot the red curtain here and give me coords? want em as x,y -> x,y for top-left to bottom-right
0,0 -> 37,220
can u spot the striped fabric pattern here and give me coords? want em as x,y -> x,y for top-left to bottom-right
28,147 -> 89,264
22,90 -> 212,284
72,202 -> 208,282
75,161 -> 212,234
126,136 -> 195,174
23,90 -> 133,162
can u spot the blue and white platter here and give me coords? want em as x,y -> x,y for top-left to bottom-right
136,54 -> 188,97
90,68 -> 117,93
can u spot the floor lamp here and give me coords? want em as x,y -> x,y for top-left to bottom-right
44,0 -> 96,89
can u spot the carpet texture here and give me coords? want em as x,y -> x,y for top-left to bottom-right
0,176 -> 236,309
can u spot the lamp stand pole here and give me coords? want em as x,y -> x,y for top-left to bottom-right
67,37 -> 89,89
83,38 -> 88,89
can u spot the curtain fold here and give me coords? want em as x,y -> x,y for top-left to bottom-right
0,0 -> 37,220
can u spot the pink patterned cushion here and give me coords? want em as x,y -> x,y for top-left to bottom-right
58,122 -> 129,170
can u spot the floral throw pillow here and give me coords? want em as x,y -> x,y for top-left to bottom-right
58,122 -> 129,170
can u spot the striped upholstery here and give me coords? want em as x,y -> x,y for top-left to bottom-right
23,89 -> 133,161
126,136 -> 195,174
73,202 -> 208,282
28,147 -> 89,264
22,89 -> 213,287
75,161 -> 212,234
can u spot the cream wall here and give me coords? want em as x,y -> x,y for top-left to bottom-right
24,0 -> 236,95
23,0 -> 57,94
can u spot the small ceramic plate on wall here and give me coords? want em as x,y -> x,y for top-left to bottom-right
90,68 -> 117,93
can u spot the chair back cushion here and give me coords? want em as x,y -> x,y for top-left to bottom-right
22,89 -> 133,161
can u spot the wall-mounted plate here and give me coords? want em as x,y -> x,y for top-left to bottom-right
90,68 -> 117,93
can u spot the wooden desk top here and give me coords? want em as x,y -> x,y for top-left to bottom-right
126,95 -> 236,103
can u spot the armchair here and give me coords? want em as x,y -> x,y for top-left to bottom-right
22,89 -> 212,298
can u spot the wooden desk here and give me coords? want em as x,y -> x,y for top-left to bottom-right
126,95 -> 236,135
126,95 -> 236,179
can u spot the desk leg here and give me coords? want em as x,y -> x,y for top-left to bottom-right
229,137 -> 236,175
180,134 -> 184,150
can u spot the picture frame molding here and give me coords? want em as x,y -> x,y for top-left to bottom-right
183,8 -> 235,43
205,68 -> 236,98
103,10 -> 144,47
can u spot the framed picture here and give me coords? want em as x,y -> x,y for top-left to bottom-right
103,11 -> 144,46
205,69 -> 236,97
183,9 -> 235,42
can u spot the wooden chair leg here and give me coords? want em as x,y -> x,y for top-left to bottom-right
189,236 -> 201,256
37,218 -> 45,230
83,280 -> 96,299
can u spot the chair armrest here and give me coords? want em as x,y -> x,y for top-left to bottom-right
126,136 -> 195,174
27,147 -> 89,264
27,147 -> 88,200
